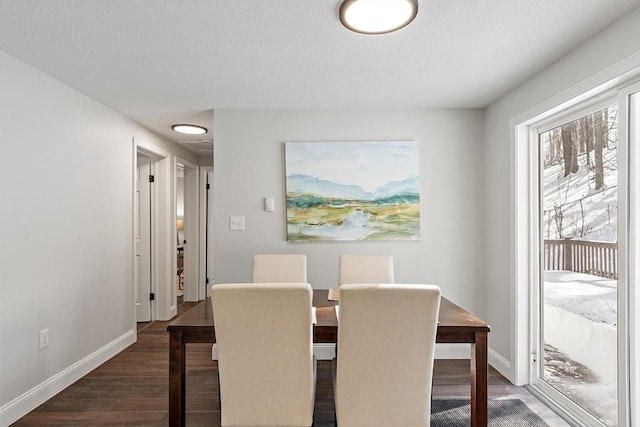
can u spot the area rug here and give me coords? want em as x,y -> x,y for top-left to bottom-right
431,399 -> 549,426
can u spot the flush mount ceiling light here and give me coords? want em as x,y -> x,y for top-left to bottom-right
339,0 -> 418,35
171,124 -> 208,135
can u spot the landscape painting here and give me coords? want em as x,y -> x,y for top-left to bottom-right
285,141 -> 420,241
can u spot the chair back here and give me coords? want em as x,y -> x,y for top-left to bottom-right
252,254 -> 307,283
334,283 -> 441,427
338,254 -> 394,285
211,282 -> 315,427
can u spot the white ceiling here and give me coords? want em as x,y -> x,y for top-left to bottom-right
1,0 -> 638,157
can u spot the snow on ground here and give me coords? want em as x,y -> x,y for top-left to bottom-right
544,270 -> 617,327
543,344 -> 617,426
543,270 -> 618,426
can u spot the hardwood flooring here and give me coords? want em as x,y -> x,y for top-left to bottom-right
12,301 -> 570,426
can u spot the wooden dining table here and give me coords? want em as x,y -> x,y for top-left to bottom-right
167,289 -> 490,427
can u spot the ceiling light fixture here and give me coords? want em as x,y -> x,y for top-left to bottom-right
171,124 -> 208,135
339,0 -> 418,35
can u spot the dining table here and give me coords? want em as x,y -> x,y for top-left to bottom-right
167,289 -> 490,427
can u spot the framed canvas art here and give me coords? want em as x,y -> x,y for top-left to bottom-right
285,140 -> 420,241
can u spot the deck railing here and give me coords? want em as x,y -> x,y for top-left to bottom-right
544,238 -> 618,280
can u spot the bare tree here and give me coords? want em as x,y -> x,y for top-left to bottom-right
561,123 -> 578,176
594,109 -> 605,190
580,116 -> 592,167
553,203 -> 564,238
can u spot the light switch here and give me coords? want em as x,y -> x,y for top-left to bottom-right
230,216 -> 245,231
264,197 -> 274,212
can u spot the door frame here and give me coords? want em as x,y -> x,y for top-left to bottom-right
133,138 -> 176,325
175,157 -> 200,302
511,59 -> 639,426
618,80 -> 640,426
530,96 -> 620,427
199,166 -> 214,300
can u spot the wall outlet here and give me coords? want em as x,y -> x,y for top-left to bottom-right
39,328 -> 49,349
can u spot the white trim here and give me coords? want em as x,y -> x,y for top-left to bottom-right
489,347 -> 511,381
617,80 -> 640,427
535,96 -> 618,134
0,331 -> 135,426
527,383 -> 590,427
627,82 -> 640,427
616,85 -> 630,427
199,166 -> 213,300
510,120 -> 533,386
158,152 -> 177,320
434,343 -> 470,359
312,343 -> 336,360
512,54 -> 640,127
131,139 -> 138,332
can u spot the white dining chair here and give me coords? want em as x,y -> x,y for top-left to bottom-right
212,254 -> 308,361
252,254 -> 307,283
211,282 -> 316,427
333,283 -> 441,427
338,254 -> 394,286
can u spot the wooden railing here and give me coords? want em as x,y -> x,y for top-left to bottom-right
544,238 -> 618,279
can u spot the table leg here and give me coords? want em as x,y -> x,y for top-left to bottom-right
169,331 -> 186,427
470,332 -> 488,427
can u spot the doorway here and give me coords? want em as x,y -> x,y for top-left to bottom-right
134,139 -> 175,322
176,164 -> 185,299
175,157 -> 200,302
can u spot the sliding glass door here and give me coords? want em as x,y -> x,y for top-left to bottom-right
537,101 -> 619,426
528,80 -> 640,426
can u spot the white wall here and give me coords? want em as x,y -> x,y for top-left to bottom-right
483,7 -> 640,372
0,50 -> 197,425
213,109 -> 485,313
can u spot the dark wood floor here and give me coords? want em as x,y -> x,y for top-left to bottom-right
12,301 -> 569,427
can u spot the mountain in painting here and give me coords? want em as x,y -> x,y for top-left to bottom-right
286,173 -> 419,201
374,176 -> 420,199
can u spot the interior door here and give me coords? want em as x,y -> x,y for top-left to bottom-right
136,154 -> 152,322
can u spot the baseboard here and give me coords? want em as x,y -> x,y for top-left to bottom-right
434,343 -> 470,359
0,330 -> 136,427
311,343 -> 473,361
489,347 -> 512,382
313,343 -> 336,360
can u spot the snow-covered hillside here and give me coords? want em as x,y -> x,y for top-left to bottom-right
543,146 -> 617,242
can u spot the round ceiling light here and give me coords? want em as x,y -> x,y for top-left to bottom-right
339,0 -> 418,35
171,124 -> 208,135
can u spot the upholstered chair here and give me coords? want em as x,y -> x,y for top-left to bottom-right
211,282 -> 316,427
252,254 -> 308,283
212,254 -> 308,361
333,283 -> 441,427
338,254 -> 394,286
